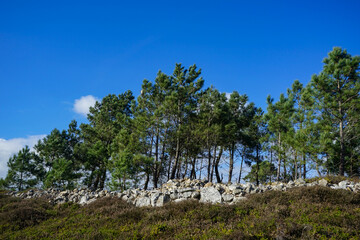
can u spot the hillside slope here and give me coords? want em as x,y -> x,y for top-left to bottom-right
1,185 -> 360,239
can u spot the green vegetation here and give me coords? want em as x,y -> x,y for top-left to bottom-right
1,185 -> 359,239
1,47 -> 359,192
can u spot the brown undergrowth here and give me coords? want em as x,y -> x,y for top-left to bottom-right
1,185 -> 360,239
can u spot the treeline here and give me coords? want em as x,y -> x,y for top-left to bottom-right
1,47 -> 359,191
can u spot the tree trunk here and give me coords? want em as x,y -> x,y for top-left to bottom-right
228,142 -> 235,184
170,133 -> 181,179
238,151 -> 245,183
99,167 -> 106,189
277,133 -> 282,181
152,131 -> 159,188
211,146 -> 217,182
215,146 -> 223,183
207,147 -> 212,181
255,146 -> 260,186
302,155 -> 306,179
339,118 -> 345,176
190,157 -> 196,179
144,172 -> 149,190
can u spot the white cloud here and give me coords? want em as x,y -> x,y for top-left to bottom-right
73,95 -> 99,116
0,135 -> 46,179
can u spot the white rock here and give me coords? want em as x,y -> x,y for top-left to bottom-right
135,196 -> 151,207
222,194 -> 234,202
338,180 -> 349,189
200,187 -> 222,204
318,179 -> 328,187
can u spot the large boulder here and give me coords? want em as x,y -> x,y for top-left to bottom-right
150,192 -> 170,207
135,196 -> 151,207
200,187 -> 222,204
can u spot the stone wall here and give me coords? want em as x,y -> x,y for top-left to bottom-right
7,178 -> 360,207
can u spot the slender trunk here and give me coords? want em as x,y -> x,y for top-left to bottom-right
19,171 -> 23,191
215,146 -> 223,183
93,171 -> 100,189
270,148 -> 273,183
302,155 -> 306,179
88,166 -> 96,188
153,131 -> 159,188
211,146 -> 217,182
277,132 -> 282,181
190,157 -> 196,179
338,78 -> 345,176
207,147 -> 212,181
339,118 -> 345,176
299,154 -> 302,180
99,167 -> 106,189
183,157 -> 189,179
255,146 -> 260,186
144,173 -> 149,190
171,133 -> 181,179
294,150 -> 298,180
167,155 -> 172,181
157,141 -> 166,185
238,152 -> 244,184
228,142 -> 235,184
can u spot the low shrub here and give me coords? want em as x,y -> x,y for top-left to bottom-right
1,184 -> 359,239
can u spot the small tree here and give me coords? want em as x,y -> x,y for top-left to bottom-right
4,146 -> 44,191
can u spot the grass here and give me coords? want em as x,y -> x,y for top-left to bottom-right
1,185 -> 360,239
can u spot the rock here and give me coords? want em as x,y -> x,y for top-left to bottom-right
287,180 -> 295,186
338,180 -> 349,189
182,191 -> 193,199
170,191 -> 178,200
233,189 -> 244,196
155,194 -> 170,207
228,184 -> 242,192
222,193 -> 234,202
174,198 -> 187,203
272,184 -> 283,191
178,187 -> 195,193
191,191 -> 200,199
87,198 -> 97,204
200,187 -> 222,204
244,183 -> 254,194
135,196 -> 151,207
79,195 -> 89,205
294,178 -> 306,185
318,179 -> 328,187
233,197 -> 247,204
204,182 -> 213,188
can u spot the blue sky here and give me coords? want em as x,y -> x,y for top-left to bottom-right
1,0 -> 360,177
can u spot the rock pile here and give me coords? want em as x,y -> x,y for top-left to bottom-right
7,178 -> 360,207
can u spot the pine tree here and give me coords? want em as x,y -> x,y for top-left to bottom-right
80,91 -> 134,189
265,93 -> 294,181
5,146 -> 44,191
311,47 -> 360,176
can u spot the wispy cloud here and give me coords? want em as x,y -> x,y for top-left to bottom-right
0,135 -> 46,179
73,95 -> 99,116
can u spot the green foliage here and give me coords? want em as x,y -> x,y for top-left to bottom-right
311,47 -> 360,176
2,48 -> 359,191
244,161 -> 277,184
4,146 -> 44,191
